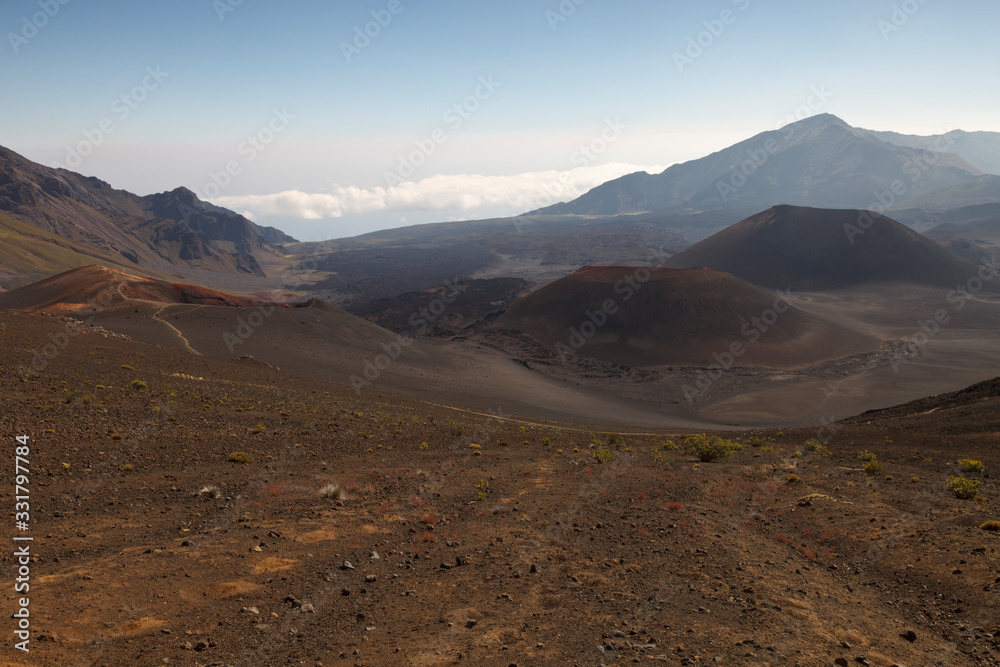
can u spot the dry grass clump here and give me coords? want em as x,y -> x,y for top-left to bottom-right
198,484 -> 222,498
319,483 -> 346,500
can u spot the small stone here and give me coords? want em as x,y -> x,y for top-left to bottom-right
465,619 -> 478,629
900,630 -> 917,642
251,546 -> 262,552
456,555 -> 469,566
181,540 -> 193,547
834,660 -> 848,667
300,603 -> 315,613
341,561 -> 355,570
365,574 -> 377,582
529,564 -> 538,573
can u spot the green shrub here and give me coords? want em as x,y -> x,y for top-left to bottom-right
863,460 -> 884,475
606,433 -> 624,446
541,437 -> 551,447
747,436 -> 765,448
947,476 -> 981,499
661,439 -> 678,450
593,446 -> 614,464
130,380 -> 148,391
859,450 -> 878,462
980,520 -> 1000,531
227,451 -> 254,464
958,459 -> 985,473
683,434 -> 743,462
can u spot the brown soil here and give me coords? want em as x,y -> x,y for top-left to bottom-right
2,310 -> 1000,666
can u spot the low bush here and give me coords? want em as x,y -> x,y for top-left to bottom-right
684,434 -> 743,462
958,459 -> 985,473
863,460 -> 884,475
227,451 -> 254,464
593,446 -> 614,464
947,476 -> 981,499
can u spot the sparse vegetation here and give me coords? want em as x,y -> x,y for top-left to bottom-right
958,459 -> 985,473
980,520 -> 1000,532
863,460 -> 884,475
747,436 -> 765,448
859,450 -> 878,462
593,446 -> 613,464
227,451 -> 254,464
319,483 -> 346,500
541,437 -> 551,447
130,380 -> 147,391
474,479 -> 489,501
947,476 -> 981,499
120,364 -> 134,370
683,434 -> 743,462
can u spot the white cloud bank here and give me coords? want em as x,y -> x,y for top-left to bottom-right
209,162 -> 666,221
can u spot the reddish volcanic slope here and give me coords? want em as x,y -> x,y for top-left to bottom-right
0,265 -> 282,313
665,205 -> 990,290
494,265 -> 876,367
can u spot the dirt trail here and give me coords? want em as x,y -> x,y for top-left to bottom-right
116,282 -> 204,355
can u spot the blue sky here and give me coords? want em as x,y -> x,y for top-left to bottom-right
4,0 -> 998,239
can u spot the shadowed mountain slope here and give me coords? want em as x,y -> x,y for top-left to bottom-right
493,265 -> 875,367
664,205 -> 992,290
0,145 -> 295,285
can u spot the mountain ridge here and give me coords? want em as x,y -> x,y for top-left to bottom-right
533,114 -> 985,217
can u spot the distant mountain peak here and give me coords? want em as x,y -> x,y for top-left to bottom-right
532,116 -> 986,217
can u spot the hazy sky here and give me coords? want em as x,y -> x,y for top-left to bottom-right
4,0 -> 998,240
